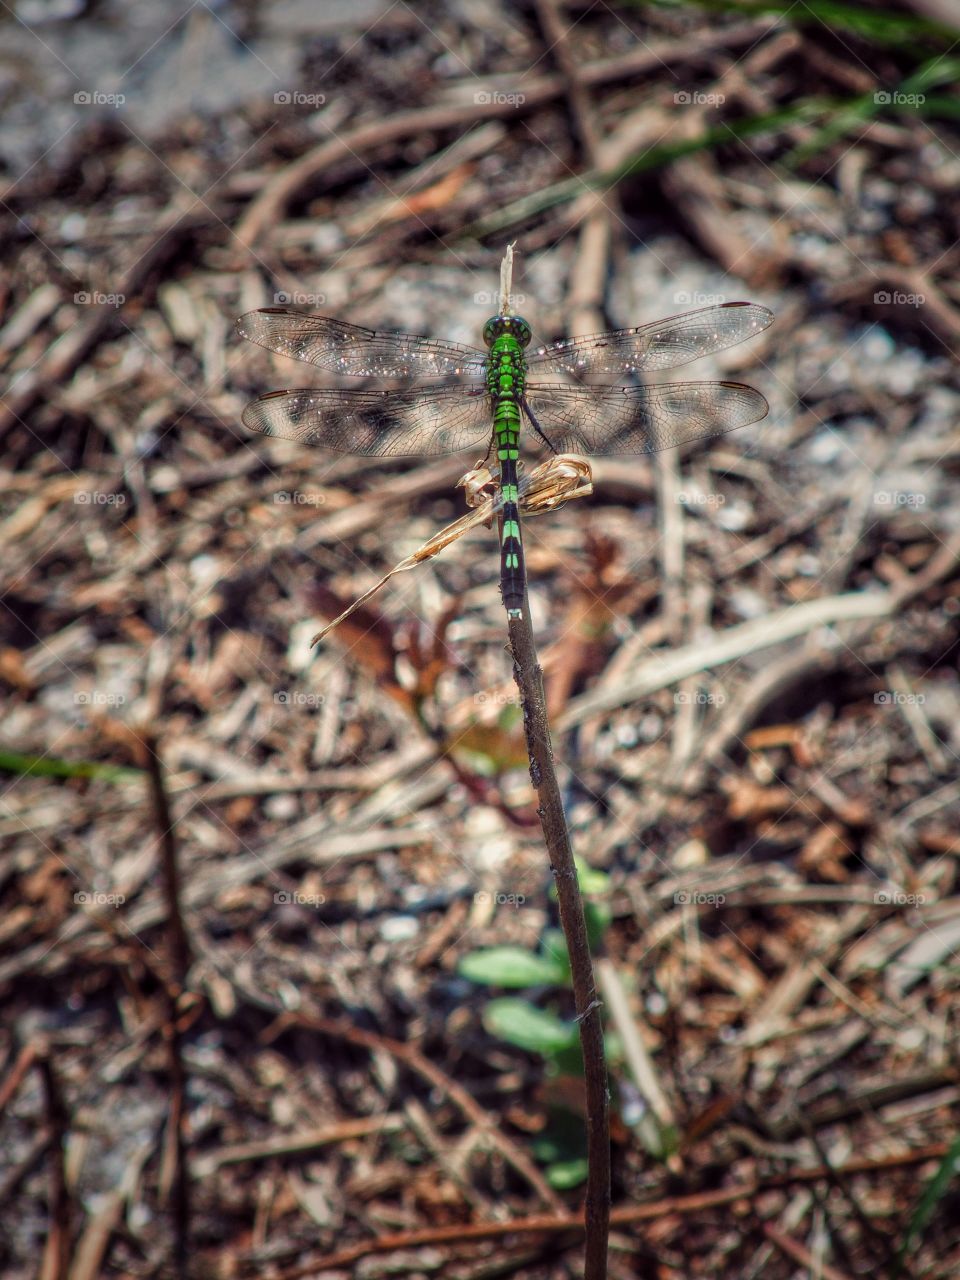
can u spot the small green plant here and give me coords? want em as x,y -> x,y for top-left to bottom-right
458,861 -> 621,1188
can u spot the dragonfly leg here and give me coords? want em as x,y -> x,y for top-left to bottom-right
522,398 -> 559,454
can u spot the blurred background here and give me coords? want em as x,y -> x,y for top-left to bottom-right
2,1 -> 960,1277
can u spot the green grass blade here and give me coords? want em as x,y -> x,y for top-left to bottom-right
642,0 -> 956,45
465,102 -> 829,237
786,56 -> 960,164
0,749 -> 141,782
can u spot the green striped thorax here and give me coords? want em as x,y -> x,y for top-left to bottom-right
482,314 -> 532,399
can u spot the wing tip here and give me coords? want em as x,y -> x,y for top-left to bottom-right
236,306 -> 302,339
241,389 -> 300,434
721,300 -> 775,327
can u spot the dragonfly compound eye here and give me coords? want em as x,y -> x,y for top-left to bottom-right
483,316 -> 532,347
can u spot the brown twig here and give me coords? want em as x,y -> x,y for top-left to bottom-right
140,733 -> 191,987
0,209 -> 208,439
0,1039 -> 41,1114
233,19 -> 777,253
558,528 -> 960,730
272,1142 -> 950,1276
37,1051 -> 70,1280
762,1221 -> 855,1280
267,1011 -> 566,1213
534,0 -> 602,158
508,604 -> 610,1280
135,730 -> 191,1277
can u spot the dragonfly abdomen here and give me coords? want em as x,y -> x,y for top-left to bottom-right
496,433 -> 524,617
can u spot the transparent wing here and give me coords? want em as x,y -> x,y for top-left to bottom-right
523,381 -> 769,454
237,308 -> 488,380
527,302 -> 773,377
241,386 -> 491,456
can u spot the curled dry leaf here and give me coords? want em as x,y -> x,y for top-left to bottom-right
312,456 -> 593,644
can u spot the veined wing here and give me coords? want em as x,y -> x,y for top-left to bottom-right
237,309 -> 488,380
241,386 -> 490,456
523,381 -> 768,454
527,302 -> 773,377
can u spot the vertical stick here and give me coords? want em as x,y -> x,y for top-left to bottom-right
138,733 -> 191,1278
508,605 -> 610,1279
38,1051 -> 70,1280
499,242 -> 516,314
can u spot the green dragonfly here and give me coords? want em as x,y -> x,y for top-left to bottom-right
236,301 -> 773,617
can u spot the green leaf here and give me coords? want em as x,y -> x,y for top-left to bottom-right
545,862 -> 611,952
459,946 -> 569,988
542,930 -> 572,982
482,998 -> 579,1055
548,857 -> 609,900
546,1158 -> 589,1189
602,1031 -> 623,1065
532,1107 -> 587,1162
574,858 -> 610,896
584,899 -> 611,950
551,1041 -> 586,1075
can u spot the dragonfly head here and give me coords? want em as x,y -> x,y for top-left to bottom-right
483,315 -> 532,349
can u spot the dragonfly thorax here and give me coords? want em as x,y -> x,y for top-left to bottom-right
482,315 -> 532,348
